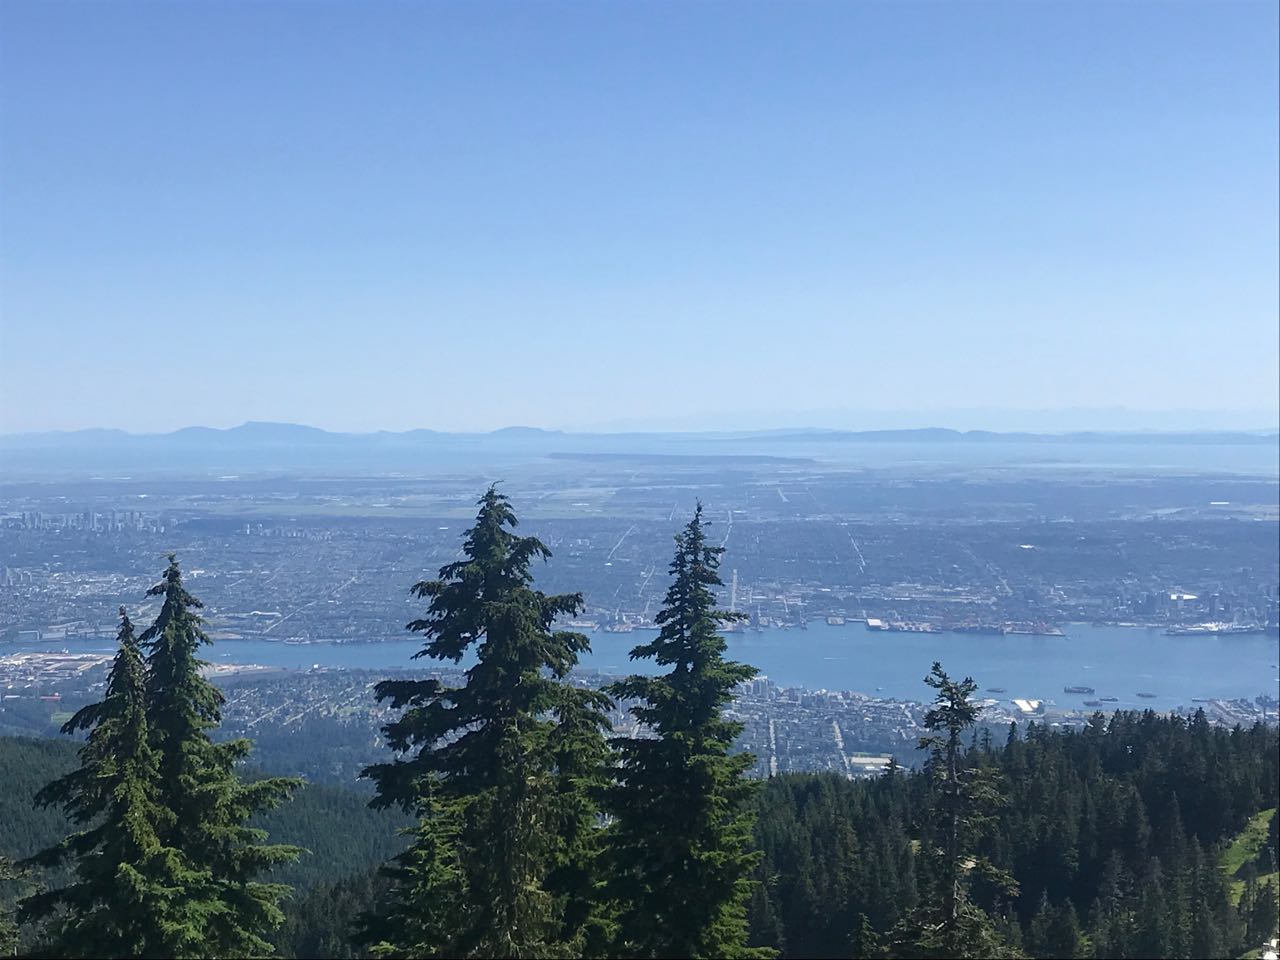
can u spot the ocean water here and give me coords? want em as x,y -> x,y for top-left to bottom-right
16,622 -> 1279,710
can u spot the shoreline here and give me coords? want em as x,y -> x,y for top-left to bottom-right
5,616 -> 1279,648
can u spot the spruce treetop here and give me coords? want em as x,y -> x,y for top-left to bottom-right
18,607 -> 206,959
921,661 -> 981,759
137,555 -> 302,958
610,501 -> 755,732
140,554 -> 222,741
604,503 -> 767,960
366,485 -> 600,804
361,485 -> 611,958
898,661 -> 1016,959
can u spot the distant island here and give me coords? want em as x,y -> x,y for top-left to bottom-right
3,420 -> 1276,451
2,420 -> 1275,476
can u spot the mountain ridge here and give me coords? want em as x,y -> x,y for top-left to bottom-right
4,421 -> 1277,444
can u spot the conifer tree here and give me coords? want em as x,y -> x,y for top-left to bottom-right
1045,899 -> 1082,959
895,662 -> 1016,959
604,503 -> 768,959
0,855 -> 16,957
1266,811 -> 1280,874
19,609 -> 208,958
545,683 -> 616,954
0,856 -> 17,957
1243,878 -> 1279,946
1026,892 -> 1054,957
851,912 -> 882,958
362,486 -> 611,958
1133,866 -> 1172,959
140,556 -> 303,957
358,784 -> 460,958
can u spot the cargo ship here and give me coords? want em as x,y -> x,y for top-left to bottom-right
866,618 -> 1064,636
1005,623 -> 1067,637
950,623 -> 1007,635
1064,685 -> 1096,695
1166,622 -> 1266,636
865,618 -> 940,633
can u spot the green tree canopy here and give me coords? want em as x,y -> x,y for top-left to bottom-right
19,608 -> 207,958
140,556 -> 303,957
895,662 -> 1016,959
604,503 -> 768,959
362,487 -> 611,958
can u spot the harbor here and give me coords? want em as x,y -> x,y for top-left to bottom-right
7,620 -> 1277,716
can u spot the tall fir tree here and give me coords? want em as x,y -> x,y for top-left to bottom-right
0,855 -> 18,957
140,556 -> 303,957
357,782 -> 461,959
545,681 -> 616,955
1045,899 -> 1083,959
1242,877 -> 1279,946
18,609 -> 210,958
895,662 -> 1016,959
604,503 -> 769,959
851,911 -> 883,958
362,486 -> 611,958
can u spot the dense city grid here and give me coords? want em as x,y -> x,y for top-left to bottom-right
3,460 -> 1278,777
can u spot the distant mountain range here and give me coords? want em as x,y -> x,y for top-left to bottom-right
1,421 -> 1275,475
5,421 -> 1278,446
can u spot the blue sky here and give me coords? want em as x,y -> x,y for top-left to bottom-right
1,1 -> 1276,433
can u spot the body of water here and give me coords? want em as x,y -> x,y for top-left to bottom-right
14,622 -> 1279,710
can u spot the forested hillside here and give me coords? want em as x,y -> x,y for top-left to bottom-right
7,712 -> 1275,959
748,712 -> 1279,958
0,737 -> 406,952
279,714 -> 1280,958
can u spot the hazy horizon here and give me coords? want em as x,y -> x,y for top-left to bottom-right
3,407 -> 1279,439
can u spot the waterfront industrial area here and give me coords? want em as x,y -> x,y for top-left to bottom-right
2,643 -> 1276,785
